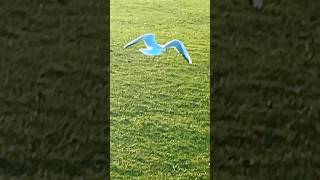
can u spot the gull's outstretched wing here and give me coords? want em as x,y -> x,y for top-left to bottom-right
124,33 -> 158,49
163,40 -> 192,64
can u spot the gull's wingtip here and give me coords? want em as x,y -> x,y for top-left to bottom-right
124,43 -> 132,49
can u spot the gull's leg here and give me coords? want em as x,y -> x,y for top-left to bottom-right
152,56 -> 156,61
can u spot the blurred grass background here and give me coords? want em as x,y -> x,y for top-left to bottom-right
212,0 -> 320,179
0,0 -> 107,179
2,0 -> 319,179
110,0 -> 210,179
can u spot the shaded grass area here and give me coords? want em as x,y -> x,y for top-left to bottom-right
0,0 -> 107,179
212,0 -> 320,179
111,0 -> 210,179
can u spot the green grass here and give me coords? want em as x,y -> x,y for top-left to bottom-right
110,0 -> 210,179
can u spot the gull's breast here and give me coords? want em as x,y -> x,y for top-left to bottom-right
139,46 -> 165,56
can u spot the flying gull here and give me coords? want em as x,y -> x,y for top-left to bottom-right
124,33 -> 192,64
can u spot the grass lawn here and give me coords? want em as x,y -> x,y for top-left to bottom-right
110,0 -> 210,179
